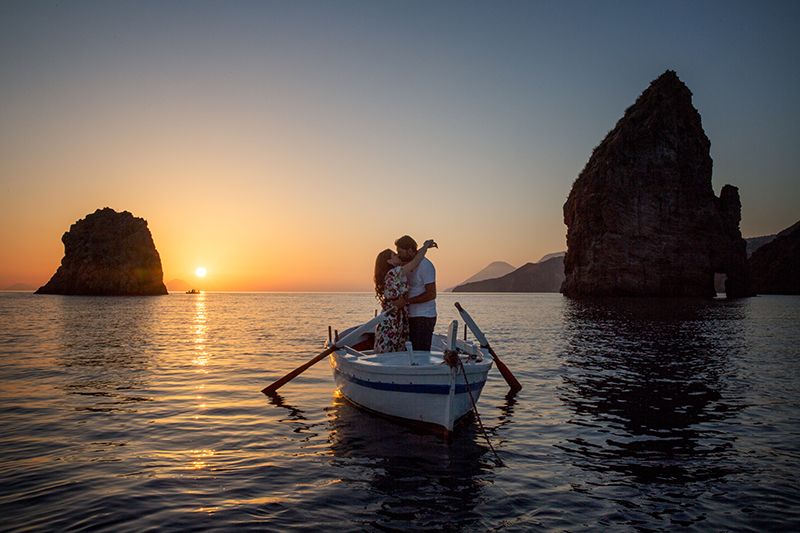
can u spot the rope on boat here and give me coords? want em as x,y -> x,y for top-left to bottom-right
445,350 -> 504,466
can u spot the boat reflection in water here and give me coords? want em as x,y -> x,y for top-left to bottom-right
325,391 -> 506,530
558,298 -> 748,489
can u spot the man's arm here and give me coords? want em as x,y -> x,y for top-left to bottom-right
408,282 -> 436,305
400,240 -> 437,276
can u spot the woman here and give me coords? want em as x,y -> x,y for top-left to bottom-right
373,239 -> 437,353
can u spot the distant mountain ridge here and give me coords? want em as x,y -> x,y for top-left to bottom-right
746,235 -> 776,257
166,279 -> 192,292
748,219 -> 800,294
454,261 -> 515,287
2,282 -> 36,291
744,223 -> 799,257
453,256 -> 565,292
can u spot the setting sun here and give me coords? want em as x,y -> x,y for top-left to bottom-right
195,267 -> 207,278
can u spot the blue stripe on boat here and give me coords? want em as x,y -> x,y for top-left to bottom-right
334,368 -> 486,395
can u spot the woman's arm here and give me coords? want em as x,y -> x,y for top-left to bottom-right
400,239 -> 437,276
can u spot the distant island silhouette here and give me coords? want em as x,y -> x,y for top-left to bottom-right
36,208 -> 168,296
453,255 -> 564,293
166,278 -> 192,292
445,261 -> 516,291
1,282 -> 36,291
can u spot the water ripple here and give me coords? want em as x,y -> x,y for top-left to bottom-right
0,292 -> 799,530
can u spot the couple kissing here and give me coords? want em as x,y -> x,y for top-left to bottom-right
373,235 -> 437,354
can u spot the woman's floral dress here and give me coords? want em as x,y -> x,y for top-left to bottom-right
374,266 -> 409,353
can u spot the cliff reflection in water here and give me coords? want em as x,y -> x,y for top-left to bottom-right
56,296 -> 159,413
558,298 -> 748,485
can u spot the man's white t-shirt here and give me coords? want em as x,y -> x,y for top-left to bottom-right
407,257 -> 436,318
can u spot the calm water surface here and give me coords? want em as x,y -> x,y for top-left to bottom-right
1,292 -> 799,531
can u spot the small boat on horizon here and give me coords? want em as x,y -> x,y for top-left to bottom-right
186,289 -> 201,294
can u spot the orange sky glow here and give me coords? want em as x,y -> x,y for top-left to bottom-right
1,3 -> 797,292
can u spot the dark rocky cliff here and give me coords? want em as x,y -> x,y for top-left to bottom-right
749,220 -> 800,294
562,70 -> 752,298
36,208 -> 168,296
453,256 -> 564,292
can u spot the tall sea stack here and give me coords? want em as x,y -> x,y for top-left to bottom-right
562,70 -> 753,298
36,208 -> 168,296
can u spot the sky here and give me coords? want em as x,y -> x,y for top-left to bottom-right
1,0 -> 798,291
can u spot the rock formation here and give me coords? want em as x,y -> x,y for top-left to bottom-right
453,256 -> 564,292
562,70 -> 753,298
749,220 -> 800,294
36,208 -> 168,296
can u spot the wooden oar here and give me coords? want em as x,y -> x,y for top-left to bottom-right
261,311 -> 387,396
454,302 -> 522,394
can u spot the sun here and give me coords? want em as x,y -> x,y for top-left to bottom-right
195,266 -> 207,278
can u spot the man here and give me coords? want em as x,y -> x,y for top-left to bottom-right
395,235 -> 437,351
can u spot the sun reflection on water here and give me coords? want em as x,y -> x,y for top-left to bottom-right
192,294 -> 209,368
190,294 -> 210,423
189,448 -> 215,470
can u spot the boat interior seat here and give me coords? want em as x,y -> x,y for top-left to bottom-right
351,332 -> 375,352
341,345 -> 370,358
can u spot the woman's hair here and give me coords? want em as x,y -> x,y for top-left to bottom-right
374,249 -> 394,303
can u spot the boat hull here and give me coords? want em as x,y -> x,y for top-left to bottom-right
330,348 -> 492,433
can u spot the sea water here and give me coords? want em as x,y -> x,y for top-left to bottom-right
0,292 -> 798,531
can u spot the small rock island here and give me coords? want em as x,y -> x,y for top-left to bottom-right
36,208 -> 168,296
562,70 -> 753,298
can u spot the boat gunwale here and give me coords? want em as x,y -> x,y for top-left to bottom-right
332,350 -> 493,377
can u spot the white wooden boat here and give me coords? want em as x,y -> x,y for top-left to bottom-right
328,320 -> 493,433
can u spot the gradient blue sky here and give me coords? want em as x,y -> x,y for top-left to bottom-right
1,1 -> 798,290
